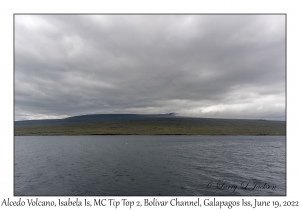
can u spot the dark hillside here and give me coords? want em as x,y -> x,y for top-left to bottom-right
14,114 -> 286,136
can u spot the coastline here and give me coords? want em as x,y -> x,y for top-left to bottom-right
14,115 -> 286,136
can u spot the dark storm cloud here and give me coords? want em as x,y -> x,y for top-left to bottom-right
14,15 -> 285,120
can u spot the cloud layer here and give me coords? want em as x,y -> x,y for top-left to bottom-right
15,15 -> 286,120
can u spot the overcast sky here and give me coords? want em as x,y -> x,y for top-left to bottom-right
14,14 -> 285,121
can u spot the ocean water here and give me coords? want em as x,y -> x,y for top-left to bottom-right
14,135 -> 285,196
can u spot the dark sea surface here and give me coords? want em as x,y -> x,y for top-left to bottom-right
14,135 -> 285,196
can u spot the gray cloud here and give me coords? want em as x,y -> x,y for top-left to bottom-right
14,14 -> 285,120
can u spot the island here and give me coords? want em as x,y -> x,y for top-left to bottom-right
14,114 -> 286,136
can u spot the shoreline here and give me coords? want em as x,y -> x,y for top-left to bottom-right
14,134 -> 286,136
14,116 -> 286,136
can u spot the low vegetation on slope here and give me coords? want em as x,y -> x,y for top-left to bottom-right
14,114 -> 286,136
